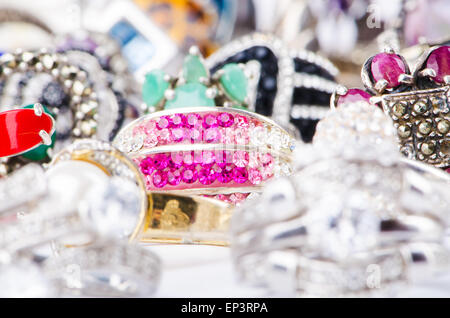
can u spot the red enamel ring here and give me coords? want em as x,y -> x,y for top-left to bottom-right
0,104 -> 55,158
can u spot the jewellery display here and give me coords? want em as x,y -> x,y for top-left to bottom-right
231,101 -> 450,297
331,45 -> 449,169
0,0 -> 449,300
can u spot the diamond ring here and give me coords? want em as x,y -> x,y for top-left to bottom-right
231,101 -> 450,297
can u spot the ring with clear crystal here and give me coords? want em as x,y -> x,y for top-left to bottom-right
0,139 -> 235,248
41,240 -> 161,297
231,102 -> 450,296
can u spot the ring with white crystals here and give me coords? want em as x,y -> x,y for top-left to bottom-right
231,102 -> 450,297
0,139 -> 234,249
42,240 -> 161,297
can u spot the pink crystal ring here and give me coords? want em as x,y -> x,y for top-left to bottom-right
330,45 -> 450,169
113,107 -> 295,202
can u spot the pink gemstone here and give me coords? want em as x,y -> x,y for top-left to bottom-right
188,128 -> 202,143
132,125 -> 145,136
216,150 -> 233,167
248,168 -> 262,185
261,165 -> 273,179
171,128 -> 185,142
215,164 -> 233,183
156,116 -> 170,129
248,152 -> 259,168
215,194 -> 231,203
169,114 -> 185,128
158,128 -> 172,144
152,153 -> 169,169
144,175 -> 153,188
260,153 -> 274,167
198,167 -> 216,185
337,88 -> 371,107
169,152 -> 184,168
371,53 -> 407,88
204,127 -> 220,143
185,113 -> 201,127
183,151 -> 194,165
229,193 -> 249,204
201,150 -> 216,166
220,127 -> 234,144
193,150 -> 203,165
143,133 -> 158,148
218,112 -> 234,127
139,157 -> 154,175
203,114 -> 218,128
144,120 -> 157,134
232,167 -> 248,183
234,128 -> 249,144
232,151 -> 249,167
167,169 -> 182,186
152,170 -> 168,188
181,167 -> 198,183
426,46 -> 450,84
235,115 -> 249,128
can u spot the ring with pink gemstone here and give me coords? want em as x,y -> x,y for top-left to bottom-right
330,45 -> 450,169
113,107 -> 295,204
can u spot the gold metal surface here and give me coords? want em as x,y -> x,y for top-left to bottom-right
137,193 -> 233,246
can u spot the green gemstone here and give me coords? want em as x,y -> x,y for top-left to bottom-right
142,70 -> 169,106
183,54 -> 207,83
21,104 -> 55,161
220,63 -> 248,103
165,83 -> 215,109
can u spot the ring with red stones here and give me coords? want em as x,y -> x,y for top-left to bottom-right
112,107 -> 296,205
330,45 -> 450,170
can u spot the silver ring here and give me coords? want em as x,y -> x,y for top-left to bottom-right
231,101 -> 450,297
41,240 -> 161,297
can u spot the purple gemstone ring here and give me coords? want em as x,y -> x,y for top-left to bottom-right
331,45 -> 450,169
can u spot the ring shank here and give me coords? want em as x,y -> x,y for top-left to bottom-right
137,193 -> 233,246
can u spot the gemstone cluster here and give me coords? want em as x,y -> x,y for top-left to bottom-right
142,47 -> 249,112
332,45 -> 450,169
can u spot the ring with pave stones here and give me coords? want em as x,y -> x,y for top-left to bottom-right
330,45 -> 450,170
230,101 -> 450,297
113,107 -> 295,205
0,139 -> 235,249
